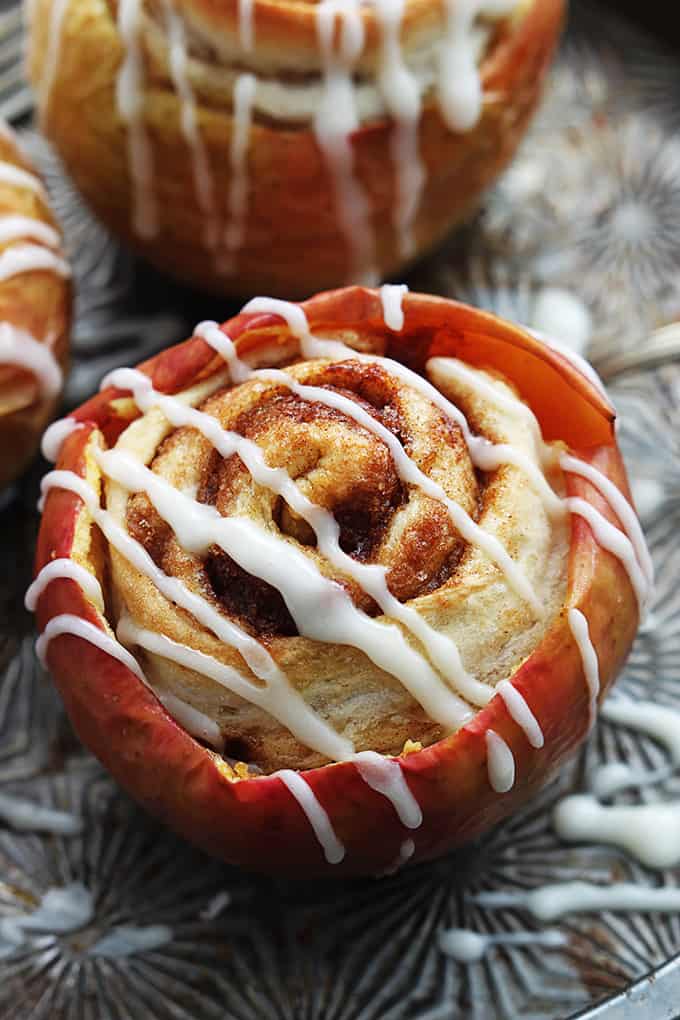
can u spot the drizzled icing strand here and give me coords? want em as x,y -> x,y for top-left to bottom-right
116,0 -> 159,238
561,453 -> 654,587
163,0 -> 219,252
154,688 -> 225,749
0,161 -> 48,199
36,613 -> 146,683
553,795 -> 680,869
565,497 -> 648,611
0,793 -> 83,836
0,216 -> 60,248
238,0 -> 255,51
0,324 -> 62,399
373,0 -> 425,258
315,0 -> 376,285
379,282 -> 407,331
485,729 -> 515,793
601,699 -> 680,765
25,558 -> 104,612
41,417 -> 83,462
567,608 -> 600,726
475,882 -> 680,920
277,769 -> 345,864
553,697 -> 680,869
438,0 -> 516,131
221,73 -> 256,273
0,244 -> 71,282
496,680 -> 544,749
352,751 -> 422,827
439,927 -> 566,963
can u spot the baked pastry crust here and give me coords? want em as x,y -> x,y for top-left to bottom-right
0,122 -> 71,489
27,0 -> 564,296
30,287 -> 643,877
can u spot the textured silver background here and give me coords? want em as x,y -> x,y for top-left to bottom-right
2,3 -> 680,1017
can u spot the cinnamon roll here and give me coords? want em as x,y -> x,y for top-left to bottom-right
29,286 -> 645,877
0,120 -> 71,489
27,0 -> 564,296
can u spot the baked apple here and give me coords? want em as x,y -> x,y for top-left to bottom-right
28,286 -> 646,877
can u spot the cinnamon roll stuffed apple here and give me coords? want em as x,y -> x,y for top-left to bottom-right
29,286 -> 647,877
0,120 -> 71,488
27,0 -> 563,296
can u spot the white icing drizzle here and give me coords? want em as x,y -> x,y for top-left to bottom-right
566,608 -> 600,725
485,729 -> 515,793
116,0 -> 159,239
89,924 -> 173,957
590,761 -> 668,801
565,497 -> 648,611
600,699 -> 680,766
0,243 -> 71,282
0,323 -> 62,399
0,161 -> 48,200
379,836 -> 416,876
315,0 -> 376,284
495,680 -> 544,749
102,365 -> 486,710
439,926 -> 566,963
8,883 -> 93,937
373,0 -> 425,257
276,769 -> 345,864
560,453 -> 654,588
438,0 -> 515,132
352,751 -> 422,827
221,73 -> 256,272
379,283 -> 408,331
36,612 -> 147,682
163,0 -> 219,251
200,890 -> 231,920
553,795 -> 680,869
0,215 -> 60,248
36,0 -> 70,122
155,689 -> 224,748
41,417 -> 84,462
238,0 -> 255,52
116,613 -> 351,760
474,881 -> 680,921
0,793 -> 83,835
25,558 -> 104,612
554,698 -> 680,869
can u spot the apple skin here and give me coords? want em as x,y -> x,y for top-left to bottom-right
34,288 -> 640,878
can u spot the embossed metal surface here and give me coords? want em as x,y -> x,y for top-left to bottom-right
2,3 -> 680,1017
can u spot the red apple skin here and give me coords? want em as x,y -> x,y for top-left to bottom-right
34,288 -> 640,878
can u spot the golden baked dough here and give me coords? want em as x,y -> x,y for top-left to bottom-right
0,121 -> 71,489
29,288 -> 644,877
28,0 -> 564,297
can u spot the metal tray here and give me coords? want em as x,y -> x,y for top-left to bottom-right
2,2 -> 680,1016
